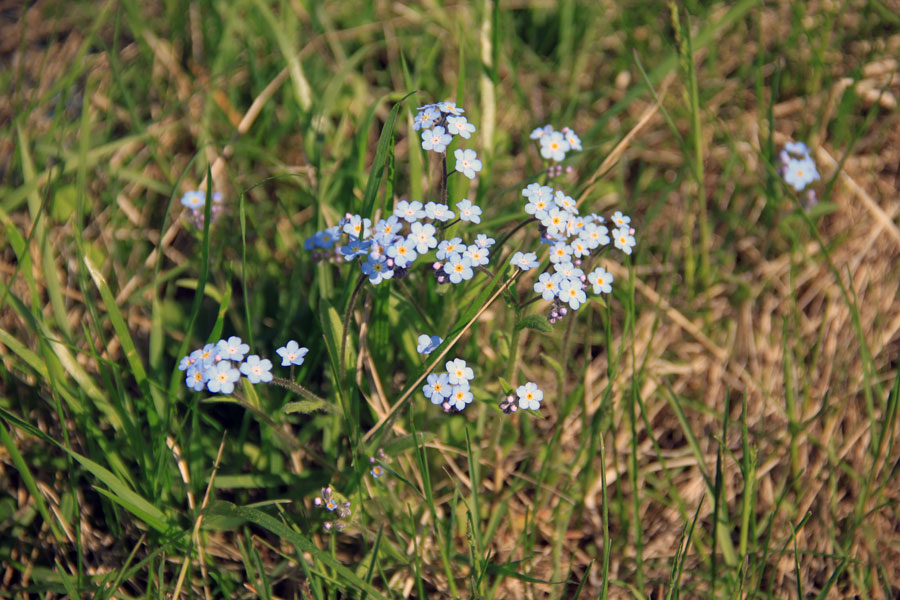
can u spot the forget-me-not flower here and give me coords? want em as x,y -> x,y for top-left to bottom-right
588,267 -> 613,294
453,149 -> 482,179
510,251 -> 539,271
422,126 -> 452,153
205,361 -> 240,394
417,334 -> 443,355
455,199 -> 482,223
443,254 -> 474,283
276,340 -> 308,367
240,355 -> 273,384
516,382 -> 543,411
217,336 -> 249,362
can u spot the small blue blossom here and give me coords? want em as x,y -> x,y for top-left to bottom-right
375,215 -> 402,237
581,223 -> 610,248
783,157 -> 820,192
540,131 -> 570,161
414,106 -> 440,131
386,237 -> 418,268
339,238 -> 372,261
559,278 -> 587,310
516,382 -> 543,411
510,251 -> 539,271
553,261 -> 583,279
370,465 -> 385,478
455,199 -> 482,223
422,126 -> 452,153
570,237 -> 590,258
588,267 -> 614,294
611,211 -> 631,228
446,115 -> 475,138
613,227 -> 636,255
217,336 -> 249,362
554,191 -> 577,213
443,254 -> 474,283
464,245 -> 490,267
240,355 -> 274,384
185,365 -> 208,392
445,358 -> 474,385
193,344 -> 217,369
180,190 -> 205,210
435,101 -> 464,115
423,372 -> 452,403
548,242 -> 573,264
534,272 -> 562,300
474,234 -> 495,249
424,202 -> 454,222
205,361 -> 240,395
362,258 -> 394,284
437,237 -> 464,260
342,214 -> 372,239
448,384 -> 473,411
314,226 -> 341,249
407,222 -> 438,254
542,208 -> 570,237
453,149 -> 483,180
524,195 -> 551,220
530,125 -> 553,140
417,334 -> 443,354
396,200 -> 426,223
562,127 -> 582,151
178,356 -> 194,371
276,340 -> 308,367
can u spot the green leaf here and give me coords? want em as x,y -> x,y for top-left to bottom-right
380,432 -> 435,455
283,400 -> 336,414
515,314 -> 552,333
361,91 -> 416,219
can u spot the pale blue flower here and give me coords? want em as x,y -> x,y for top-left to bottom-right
339,238 -> 372,261
436,237 -> 463,260
375,215 -> 402,237
453,149 -> 482,179
548,242 -> 572,264
414,106 -> 441,131
276,340 -> 308,367
386,237 -> 418,268
180,190 -> 205,210
542,208 -> 570,237
784,157 -> 819,192
417,334 -> 443,354
588,267 -> 613,294
445,358 -> 474,385
443,254 -> 474,283
240,355 -> 273,384
570,237 -> 590,258
423,373 -> 452,403
424,202 -> 454,222
613,227 -> 636,255
562,127 -> 582,151
553,261 -> 583,279
464,244 -> 490,267
342,214 -> 371,239
534,272 -> 562,300
217,336 -> 249,362
448,384 -> 473,411
611,211 -> 631,228
530,125 -> 553,140
362,258 -> 394,284
516,382 -> 543,411
395,200 -> 425,223
193,344 -> 217,369
554,190 -> 577,213
205,361 -> 240,394
474,234 -> 495,249
455,199 -> 482,223
407,222 -> 438,254
178,356 -> 194,371
540,131 -> 570,161
446,115 -> 475,138
185,365 -> 207,392
510,251 -> 539,271
558,278 -> 586,310
581,223 -> 610,248
422,126 -> 452,153
436,101 -> 464,115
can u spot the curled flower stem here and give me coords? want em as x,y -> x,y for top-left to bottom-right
340,274 -> 368,377
439,152 -> 449,205
270,376 -> 331,405
517,295 -> 543,311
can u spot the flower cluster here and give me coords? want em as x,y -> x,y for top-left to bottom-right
422,358 -> 475,413
179,337 -> 307,394
414,101 -> 482,180
511,180 -> 635,322
305,203 -> 492,287
314,487 -> 352,532
180,190 -> 225,229
530,125 -> 582,163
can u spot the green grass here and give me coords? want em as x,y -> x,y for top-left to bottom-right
2,0 -> 900,598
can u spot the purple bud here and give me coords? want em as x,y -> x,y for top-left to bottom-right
559,307 -> 568,316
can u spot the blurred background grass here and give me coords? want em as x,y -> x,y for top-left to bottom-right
1,0 -> 900,597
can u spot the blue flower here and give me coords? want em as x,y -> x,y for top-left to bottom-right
313,226 -> 341,249
445,358 -> 474,385
421,126 -> 452,153
453,149 -> 483,179
559,278 -> 587,310
474,234 -> 495,249
516,382 -> 543,411
548,242 -> 573,264
386,237 -> 418,268
588,267 -> 613,294
240,355 -> 274,384
446,115 -> 475,138
554,190 -> 577,213
448,384 -> 474,411
276,340 -> 308,367
424,202 -> 454,222
217,336 -> 249,362
180,191 -> 205,210
375,215 -> 402,237
783,157 -> 819,192
510,251 -> 539,271
339,238 -> 372,261
570,237 -> 590,258
205,361 -> 240,394
530,125 -> 553,140
443,254 -> 474,283
414,106 -> 441,131
540,131 -> 570,161
611,211 -> 631,228
534,272 -> 562,300
455,198 -> 482,223
581,223 -> 610,248
436,101 -> 464,115
407,222 -> 438,254
396,200 -> 426,223
185,365 -> 208,391
192,344 -> 217,368
423,372 -> 452,403
178,355 -> 194,371
342,214 -> 372,239
417,334 -> 443,354
612,227 -> 636,255
464,244 -> 490,267
370,465 -> 385,478
362,258 -> 394,285
553,261 -> 583,280
436,237 -> 463,260
562,127 -> 582,151
542,208 -> 570,237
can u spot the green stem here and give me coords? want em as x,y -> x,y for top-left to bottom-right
270,376 -> 331,405
495,216 -> 538,253
340,274 -> 367,377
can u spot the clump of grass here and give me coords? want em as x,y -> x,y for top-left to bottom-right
2,1 -> 900,598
